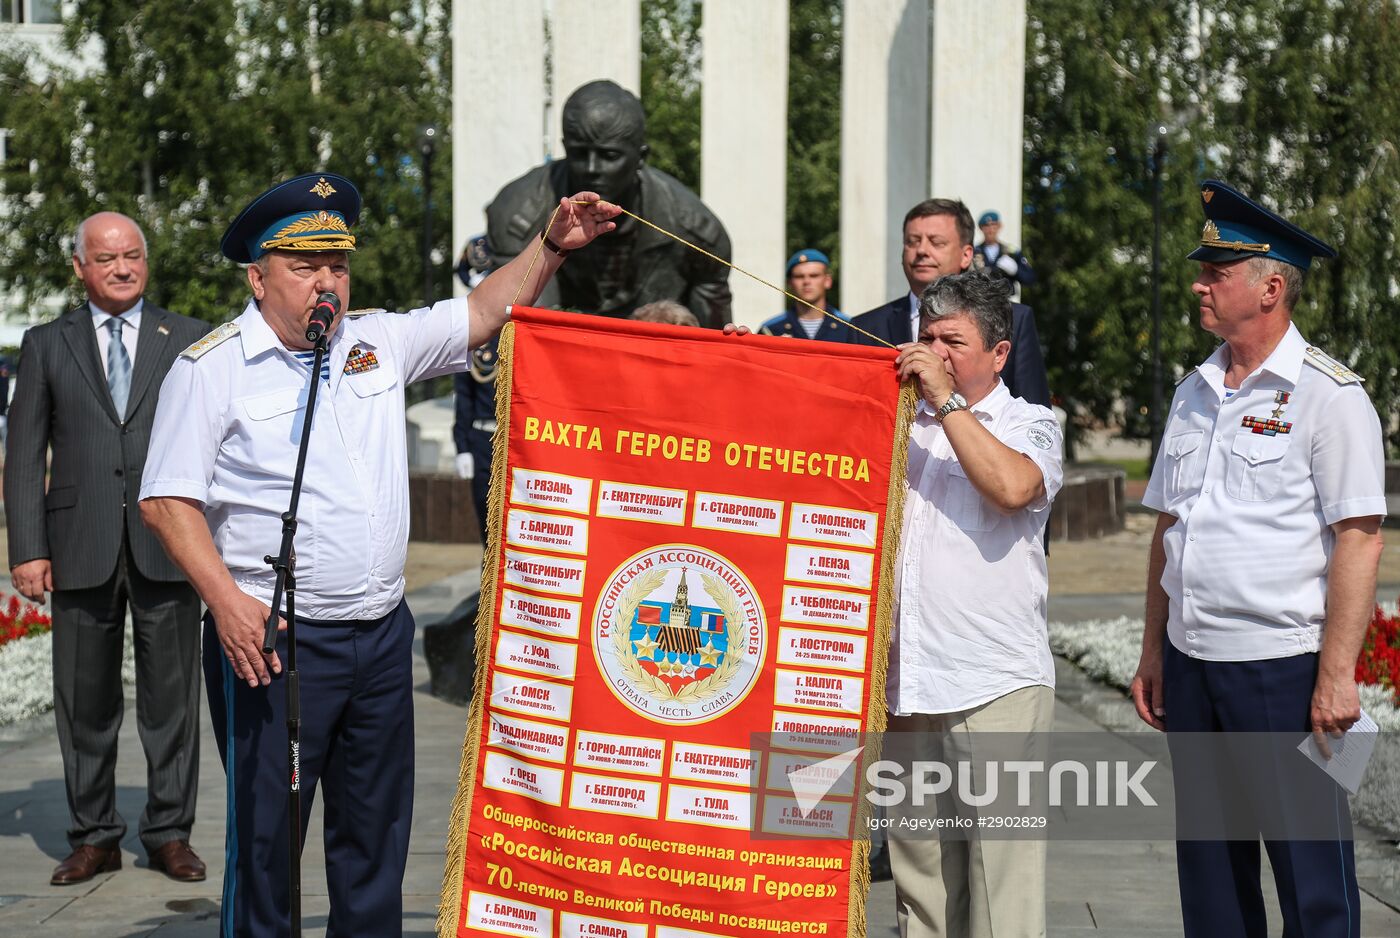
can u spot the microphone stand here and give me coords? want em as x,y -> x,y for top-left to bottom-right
261,327 -> 329,937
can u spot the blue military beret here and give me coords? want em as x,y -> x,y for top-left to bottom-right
1187,179 -> 1335,270
977,211 -> 1000,226
786,249 -> 830,275
220,173 -> 362,264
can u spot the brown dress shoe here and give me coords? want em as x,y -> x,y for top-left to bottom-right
148,840 -> 206,882
50,845 -> 122,885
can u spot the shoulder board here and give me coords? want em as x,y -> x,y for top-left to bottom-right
1303,346 -> 1364,384
180,322 -> 240,361
346,307 -> 384,318
1175,367 -> 1198,387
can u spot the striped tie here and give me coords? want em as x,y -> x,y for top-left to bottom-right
106,317 -> 131,418
293,349 -> 331,382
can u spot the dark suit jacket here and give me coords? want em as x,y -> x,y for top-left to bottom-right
849,295 -> 916,347
849,294 -> 1052,407
5,303 -> 212,590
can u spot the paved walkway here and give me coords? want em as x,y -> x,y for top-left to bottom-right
1,578 -> 1398,935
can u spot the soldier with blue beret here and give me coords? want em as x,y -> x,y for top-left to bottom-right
759,248 -> 852,342
139,172 -> 619,936
1133,180 -> 1383,938
973,209 -> 1035,296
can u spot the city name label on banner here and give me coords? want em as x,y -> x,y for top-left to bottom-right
443,309 -> 911,938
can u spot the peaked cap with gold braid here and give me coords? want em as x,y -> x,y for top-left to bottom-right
1187,179 -> 1335,270
220,172 -> 361,264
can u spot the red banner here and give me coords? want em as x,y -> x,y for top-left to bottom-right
440,308 -> 913,938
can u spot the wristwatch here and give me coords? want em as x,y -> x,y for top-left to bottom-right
934,392 -> 968,421
539,230 -> 570,258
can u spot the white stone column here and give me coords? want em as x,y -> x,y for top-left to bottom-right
452,0 -> 547,296
929,1 -> 1027,255
839,0 -> 932,317
700,0 -> 789,329
549,0 -> 641,160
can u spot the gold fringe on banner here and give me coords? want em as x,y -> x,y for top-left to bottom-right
437,322 -> 516,938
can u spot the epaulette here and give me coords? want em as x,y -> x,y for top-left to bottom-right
180,322 -> 240,361
1303,346 -> 1364,384
346,307 -> 384,318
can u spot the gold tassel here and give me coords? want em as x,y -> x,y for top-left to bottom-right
847,380 -> 917,938
436,323 -> 516,938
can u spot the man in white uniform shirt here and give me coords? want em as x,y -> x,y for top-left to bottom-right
1131,181 -> 1384,938
139,173 -> 619,937
887,269 -> 1064,938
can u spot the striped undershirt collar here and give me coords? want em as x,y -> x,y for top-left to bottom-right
291,349 -> 331,382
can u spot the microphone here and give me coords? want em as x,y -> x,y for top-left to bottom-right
306,292 -> 340,343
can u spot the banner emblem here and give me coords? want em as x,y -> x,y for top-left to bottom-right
594,546 -> 765,724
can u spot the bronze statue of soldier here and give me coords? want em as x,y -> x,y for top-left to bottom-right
487,80 -> 733,328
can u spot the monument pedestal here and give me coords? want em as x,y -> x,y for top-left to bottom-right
1047,465 -> 1127,542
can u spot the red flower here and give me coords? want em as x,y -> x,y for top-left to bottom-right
1356,600 -> 1400,705
0,593 -> 53,650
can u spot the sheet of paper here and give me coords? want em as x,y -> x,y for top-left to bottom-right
1296,710 -> 1379,795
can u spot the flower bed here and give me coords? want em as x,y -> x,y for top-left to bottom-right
1357,603 -> 1400,705
0,594 -> 51,648
1048,613 -> 1400,730
1049,613 -> 1400,837
0,596 -> 134,726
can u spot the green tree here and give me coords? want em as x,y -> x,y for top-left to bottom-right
639,0 -> 702,189
1199,0 -> 1400,448
786,0 -> 841,302
1024,0 -> 1208,457
0,0 -> 452,322
1026,0 -> 1400,455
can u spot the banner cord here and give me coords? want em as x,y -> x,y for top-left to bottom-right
509,200 -> 567,308
513,199 -> 899,349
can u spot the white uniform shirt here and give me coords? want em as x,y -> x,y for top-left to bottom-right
887,381 -> 1065,715
140,298 -> 471,620
1142,323 -> 1386,662
90,299 -> 143,371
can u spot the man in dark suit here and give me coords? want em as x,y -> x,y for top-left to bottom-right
5,211 -> 211,886
850,198 -> 1051,407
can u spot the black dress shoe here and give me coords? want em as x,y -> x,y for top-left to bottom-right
51,845 -> 121,885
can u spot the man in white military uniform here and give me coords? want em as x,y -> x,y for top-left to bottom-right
139,172 -> 619,937
1131,180 -> 1384,938
888,269 -> 1064,938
